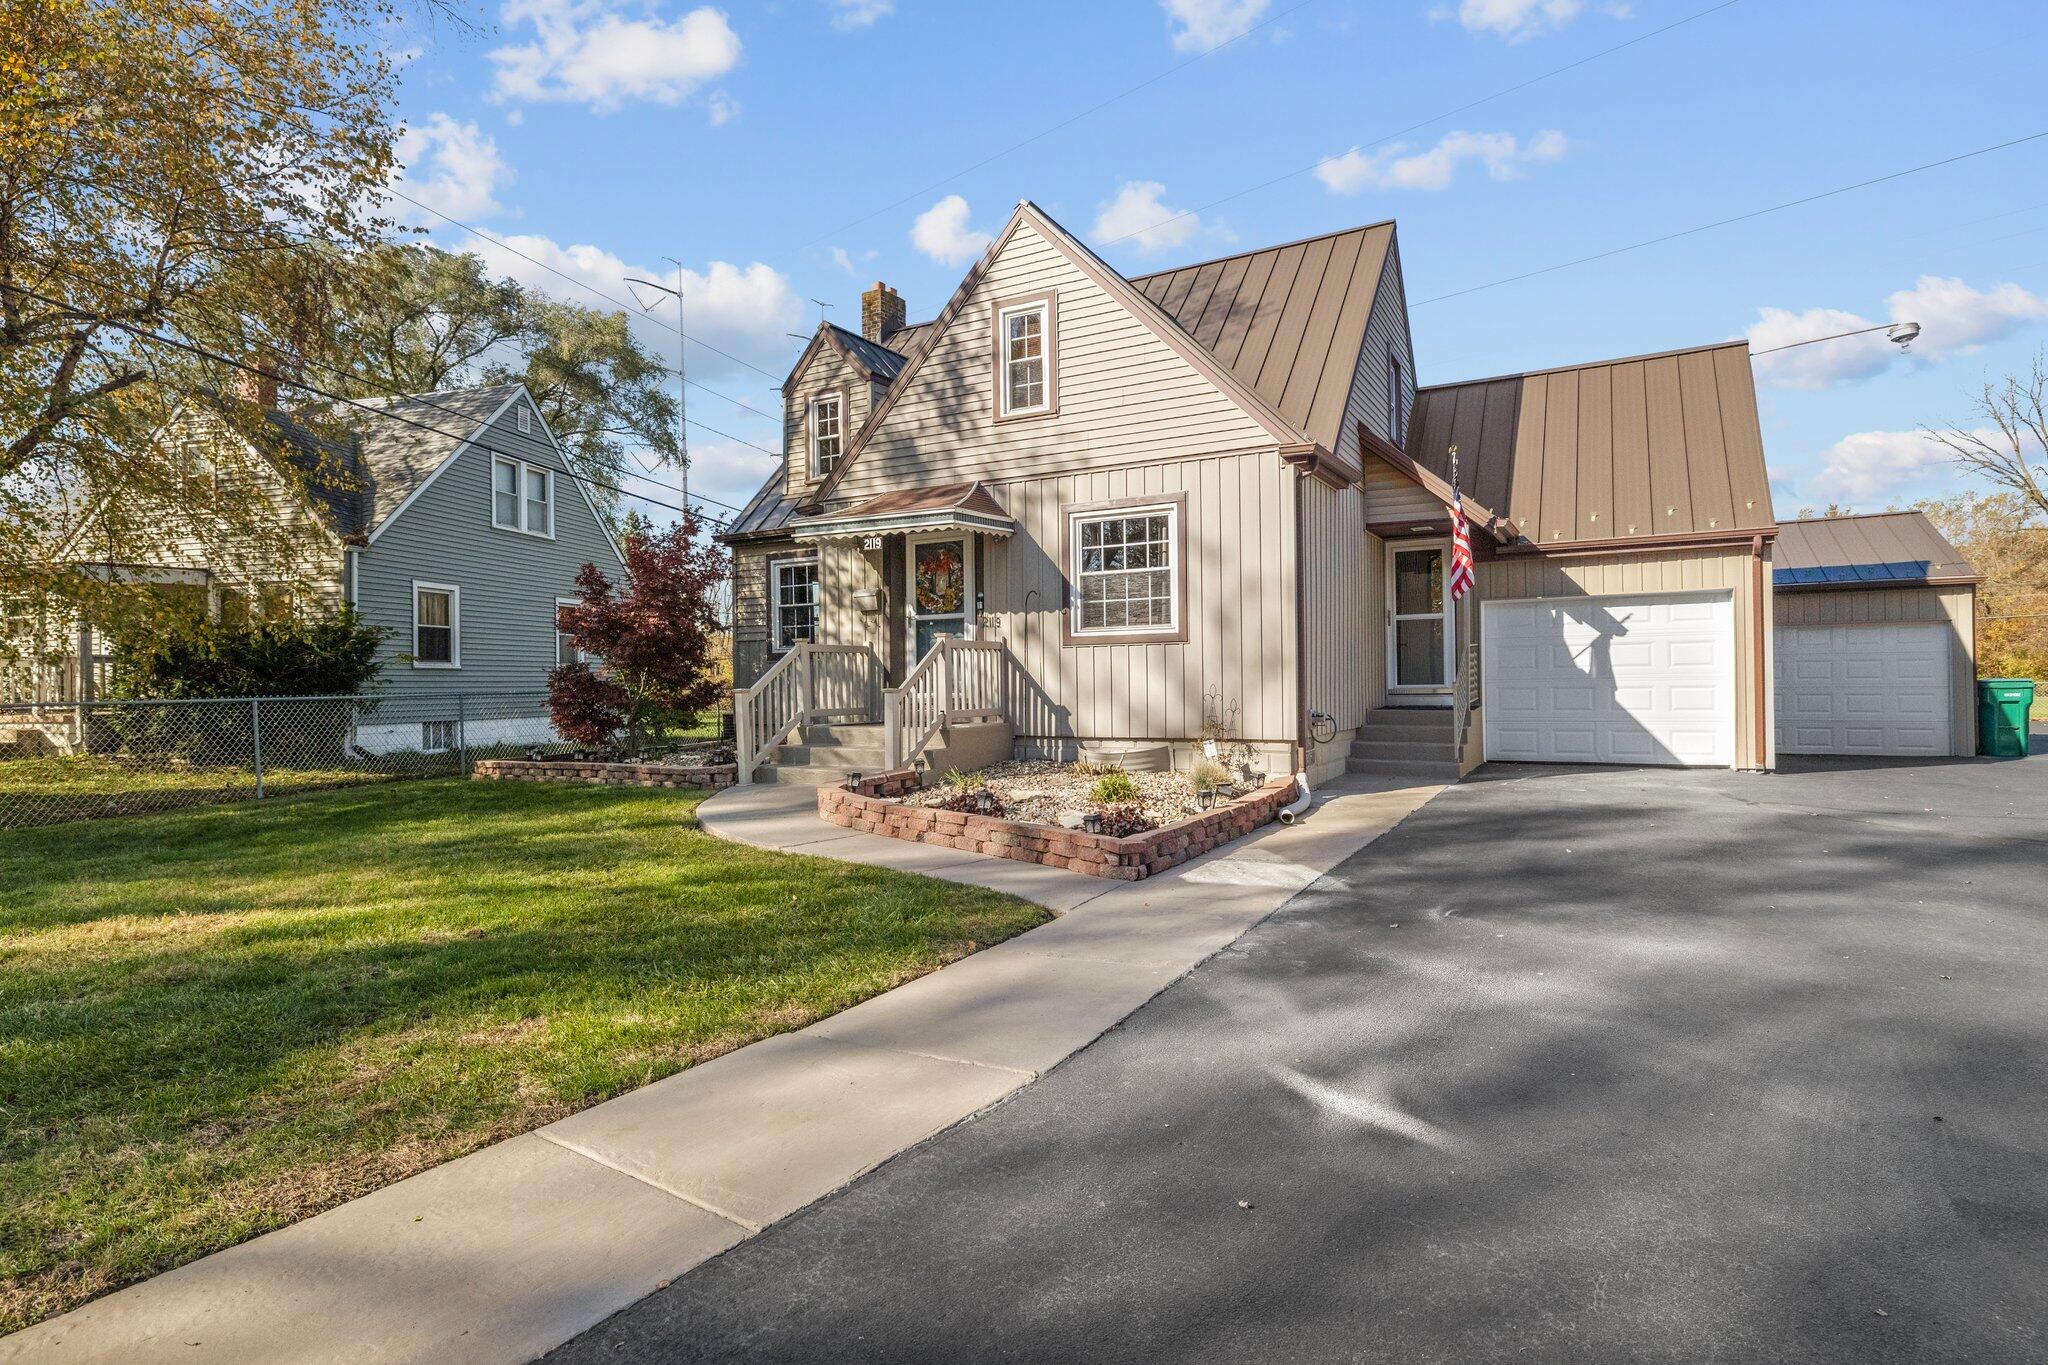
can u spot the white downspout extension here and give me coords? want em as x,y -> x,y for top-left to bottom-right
1278,769 -> 1313,823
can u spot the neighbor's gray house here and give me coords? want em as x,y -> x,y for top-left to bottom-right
21,382 -> 622,752
721,200 -> 1979,786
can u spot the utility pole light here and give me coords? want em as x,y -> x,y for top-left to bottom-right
1751,319 -> 1925,357
625,261 -> 692,521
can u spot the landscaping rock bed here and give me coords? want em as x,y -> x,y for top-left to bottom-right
905,760 -> 1218,826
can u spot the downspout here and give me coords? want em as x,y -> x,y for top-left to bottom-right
1749,534 -> 1767,771
1281,471 -> 1313,823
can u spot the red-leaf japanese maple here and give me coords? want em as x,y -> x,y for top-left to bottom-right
548,516 -> 728,755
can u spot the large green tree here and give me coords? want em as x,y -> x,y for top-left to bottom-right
336,244 -> 680,524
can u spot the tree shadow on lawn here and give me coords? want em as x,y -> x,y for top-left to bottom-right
0,779 -> 1046,1334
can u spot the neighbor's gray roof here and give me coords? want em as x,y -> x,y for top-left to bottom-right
275,384 -> 521,537
1403,341 -> 1775,547
1129,222 -> 1397,454
1773,511 -> 1980,588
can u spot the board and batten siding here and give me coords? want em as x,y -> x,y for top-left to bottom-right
1477,543 -> 1775,770
354,396 -> 621,695
828,218 -> 1279,500
974,451 -> 1297,763
1334,239 -> 1417,469
729,542 -> 776,687
1775,583 -> 1976,756
1301,476 -> 1367,779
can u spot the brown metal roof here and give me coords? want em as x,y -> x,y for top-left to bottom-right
1773,511 -> 1979,588
826,482 -> 1008,518
1403,340 -> 1775,548
1128,222 -> 1396,454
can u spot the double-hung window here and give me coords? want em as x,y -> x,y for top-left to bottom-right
769,557 -> 819,653
1068,500 -> 1181,639
810,393 -> 844,478
492,455 -> 553,536
996,296 -> 1054,418
413,582 -> 459,667
555,598 -> 584,668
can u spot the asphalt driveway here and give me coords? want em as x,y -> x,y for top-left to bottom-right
552,747 -> 2048,1364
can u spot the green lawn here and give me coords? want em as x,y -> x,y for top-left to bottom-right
0,780 -> 1046,1333
0,755 -> 403,828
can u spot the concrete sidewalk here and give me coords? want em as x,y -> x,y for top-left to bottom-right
3,775 -> 1441,1365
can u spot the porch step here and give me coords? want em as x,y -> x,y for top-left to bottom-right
1358,706 -> 1454,732
801,722 -> 888,746
1344,756 -> 1463,781
774,743 -> 892,769
762,764 -> 871,788
1348,738 -> 1455,764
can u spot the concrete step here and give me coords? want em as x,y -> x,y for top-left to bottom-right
774,744 -> 892,769
1345,756 -> 1463,781
1349,738 -> 1456,764
761,764 -> 874,788
802,722 -> 886,745
1361,707 -> 1454,731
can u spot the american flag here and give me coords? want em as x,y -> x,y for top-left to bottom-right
1447,444 -> 1475,603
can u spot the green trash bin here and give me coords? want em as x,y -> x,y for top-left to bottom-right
1977,678 -> 2035,758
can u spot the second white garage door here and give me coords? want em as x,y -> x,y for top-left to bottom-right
1483,592 -> 1736,767
1775,623 -> 1952,756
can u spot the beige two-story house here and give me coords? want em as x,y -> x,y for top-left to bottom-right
722,200 -> 1976,787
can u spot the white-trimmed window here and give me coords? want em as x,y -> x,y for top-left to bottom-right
492,455 -> 553,536
555,598 -> 585,668
1388,353 -> 1406,445
412,582 -> 460,668
769,557 -> 819,653
809,392 -> 844,478
1069,503 -> 1178,636
421,719 -> 458,753
997,298 -> 1053,418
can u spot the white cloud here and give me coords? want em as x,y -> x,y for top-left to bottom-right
489,0 -> 741,113
1748,276 -> 2048,390
829,0 -> 891,28
1161,0 -> 1270,51
1092,181 -> 1200,253
1808,429 -> 1955,503
459,231 -> 802,384
706,90 -> 738,125
1316,128 -> 1567,194
389,114 -> 512,222
829,246 -> 855,274
910,195 -> 993,266
1444,0 -> 1586,41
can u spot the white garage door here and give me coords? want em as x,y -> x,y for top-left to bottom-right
1775,623 -> 1951,756
1483,592 -> 1736,767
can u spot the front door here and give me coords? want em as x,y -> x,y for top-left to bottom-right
1387,540 -> 1453,701
906,533 -> 973,661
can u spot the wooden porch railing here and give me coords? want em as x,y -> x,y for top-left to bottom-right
732,643 -> 885,783
881,636 -> 1010,772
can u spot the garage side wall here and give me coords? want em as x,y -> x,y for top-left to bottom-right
1478,543 -> 1772,770
1774,584 -> 1976,757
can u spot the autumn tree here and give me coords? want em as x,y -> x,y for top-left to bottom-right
1927,349 -> 2048,522
1919,489 -> 2048,683
548,517 -> 728,756
0,0 -> 407,613
334,244 -> 680,525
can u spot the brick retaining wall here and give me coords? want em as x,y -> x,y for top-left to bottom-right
472,758 -> 736,790
819,770 -> 1297,880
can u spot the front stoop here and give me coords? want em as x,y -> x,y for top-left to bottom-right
757,719 -> 1014,787
1346,707 -> 1462,781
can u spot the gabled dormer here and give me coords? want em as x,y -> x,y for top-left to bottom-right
780,285 -> 918,499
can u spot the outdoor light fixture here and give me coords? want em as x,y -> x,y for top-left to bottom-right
1888,321 -> 1921,350
975,790 -> 996,815
1081,812 -> 1102,835
1195,787 -> 1217,811
844,772 -> 862,789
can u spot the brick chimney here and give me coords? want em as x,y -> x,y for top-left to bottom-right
861,282 -> 905,344
231,364 -> 279,411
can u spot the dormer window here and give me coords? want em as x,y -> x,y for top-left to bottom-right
995,294 -> 1056,420
809,392 -> 844,478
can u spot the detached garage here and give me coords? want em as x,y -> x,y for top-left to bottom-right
1772,512 -> 1980,758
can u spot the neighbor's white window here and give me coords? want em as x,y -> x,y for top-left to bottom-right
769,557 -> 819,653
492,455 -> 553,536
421,719 -> 458,753
413,582 -> 459,667
809,392 -> 844,477
555,598 -> 584,668
997,298 -> 1051,418
1070,503 -> 1178,635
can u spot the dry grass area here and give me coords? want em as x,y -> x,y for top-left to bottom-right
0,779 -> 1045,1333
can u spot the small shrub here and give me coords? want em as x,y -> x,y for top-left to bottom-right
1088,770 -> 1139,806
1190,758 -> 1231,792
941,767 -> 987,792
1096,803 -> 1156,837
1068,758 -> 1117,777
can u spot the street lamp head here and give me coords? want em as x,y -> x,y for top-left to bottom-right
1888,321 -> 1921,350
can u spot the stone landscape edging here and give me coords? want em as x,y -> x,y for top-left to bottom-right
817,770 -> 1298,880
472,758 -> 737,790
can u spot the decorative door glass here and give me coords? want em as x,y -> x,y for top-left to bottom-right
1392,546 -> 1447,687
911,539 -> 967,659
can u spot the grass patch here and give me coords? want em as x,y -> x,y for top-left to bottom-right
0,755 -> 404,828
0,780 -> 1046,1332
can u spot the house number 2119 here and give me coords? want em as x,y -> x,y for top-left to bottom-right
861,536 -> 883,550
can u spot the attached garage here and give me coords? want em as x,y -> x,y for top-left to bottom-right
1484,592 -> 1736,766
1772,513 -> 1980,759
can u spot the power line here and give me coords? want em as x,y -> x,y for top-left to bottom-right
384,187 -> 787,384
11,283 -> 738,529
1098,0 -> 1746,250
790,0 -> 1324,254
1411,129 -> 2048,307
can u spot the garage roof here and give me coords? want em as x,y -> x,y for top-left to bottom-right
1404,341 -> 1775,548
1773,511 -> 1980,588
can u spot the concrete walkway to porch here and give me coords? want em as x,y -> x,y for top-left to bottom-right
3,775 -> 1442,1365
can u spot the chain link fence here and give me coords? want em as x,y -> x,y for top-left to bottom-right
0,692 -> 586,831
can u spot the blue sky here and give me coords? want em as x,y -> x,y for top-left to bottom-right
384,0 -> 2048,528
